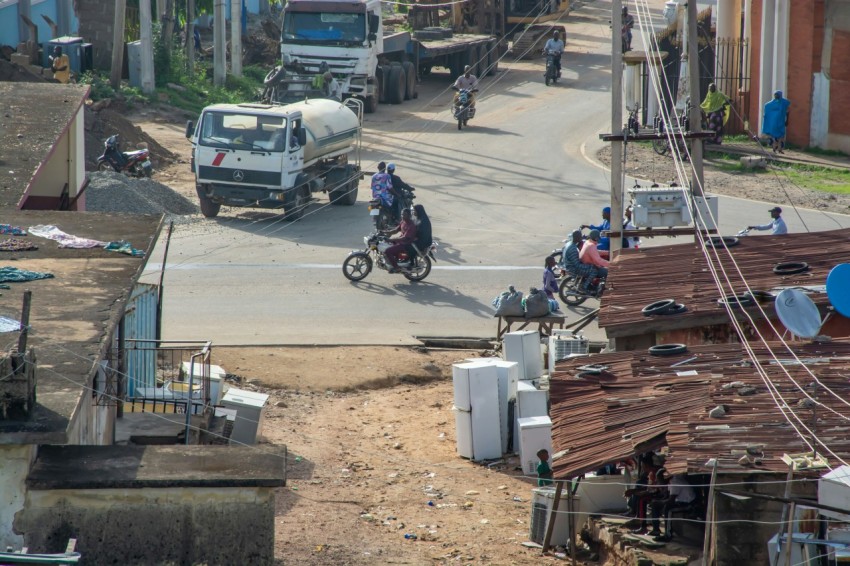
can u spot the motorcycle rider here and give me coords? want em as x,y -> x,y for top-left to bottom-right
543,31 -> 565,78
582,206 -> 611,256
579,230 -> 609,288
387,163 -> 415,222
452,65 -> 478,110
562,229 -> 599,292
384,207 -> 418,273
371,161 -> 394,210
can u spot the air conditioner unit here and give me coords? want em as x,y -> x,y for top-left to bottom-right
548,332 -> 589,373
529,487 -> 581,546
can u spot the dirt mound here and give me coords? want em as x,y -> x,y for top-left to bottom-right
84,99 -> 178,170
86,170 -> 198,216
0,57 -> 47,83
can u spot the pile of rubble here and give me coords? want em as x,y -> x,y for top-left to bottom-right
85,171 -> 198,217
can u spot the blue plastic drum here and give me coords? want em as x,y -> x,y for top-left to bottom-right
826,264 -> 850,318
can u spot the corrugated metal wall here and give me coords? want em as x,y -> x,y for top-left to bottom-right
125,283 -> 158,398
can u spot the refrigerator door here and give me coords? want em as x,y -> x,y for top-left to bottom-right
468,364 -> 502,461
452,362 -> 475,459
493,360 -> 518,455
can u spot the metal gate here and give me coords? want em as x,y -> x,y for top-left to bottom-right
124,283 -> 158,397
640,7 -> 750,136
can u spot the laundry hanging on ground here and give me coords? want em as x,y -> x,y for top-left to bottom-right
0,238 -> 38,252
28,225 -> 145,257
0,225 -> 27,236
0,266 -> 54,283
0,316 -> 22,333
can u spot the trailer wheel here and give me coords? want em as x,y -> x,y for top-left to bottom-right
387,66 -> 405,104
402,61 -> 417,100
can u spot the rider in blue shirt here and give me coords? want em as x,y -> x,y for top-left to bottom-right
583,206 -> 611,252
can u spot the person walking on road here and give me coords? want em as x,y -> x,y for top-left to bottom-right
763,90 -> 791,154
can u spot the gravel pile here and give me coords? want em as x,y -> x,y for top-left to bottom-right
85,171 -> 198,216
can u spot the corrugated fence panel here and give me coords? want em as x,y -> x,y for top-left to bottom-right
125,283 -> 158,397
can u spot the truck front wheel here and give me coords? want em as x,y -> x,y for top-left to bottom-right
199,195 -> 221,218
365,94 -> 379,114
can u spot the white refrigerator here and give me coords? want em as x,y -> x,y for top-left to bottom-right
514,381 -> 548,452
518,415 -> 553,475
452,361 -> 502,461
463,358 -> 519,455
504,330 -> 543,381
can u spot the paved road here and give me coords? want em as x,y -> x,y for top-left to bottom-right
143,0 -> 849,346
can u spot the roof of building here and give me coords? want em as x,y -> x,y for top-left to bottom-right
550,340 -> 850,478
0,210 -> 161,443
0,82 -> 90,209
27,445 -> 287,489
598,228 -> 850,338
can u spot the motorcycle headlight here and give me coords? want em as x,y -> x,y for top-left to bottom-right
363,236 -> 370,246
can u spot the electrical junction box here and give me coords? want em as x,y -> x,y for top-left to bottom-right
682,195 -> 720,231
629,186 -> 689,228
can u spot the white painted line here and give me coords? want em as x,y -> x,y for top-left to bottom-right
144,263 -> 540,273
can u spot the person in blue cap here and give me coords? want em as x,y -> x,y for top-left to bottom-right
583,206 -> 611,254
763,90 -> 790,154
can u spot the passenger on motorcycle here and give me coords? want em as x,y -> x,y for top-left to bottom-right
543,31 -> 564,77
582,206 -> 611,254
623,206 -> 640,249
452,65 -> 478,108
562,230 -> 599,292
371,161 -> 394,209
413,204 -> 432,251
388,163 -> 414,221
384,208 -> 418,273
579,230 -> 609,287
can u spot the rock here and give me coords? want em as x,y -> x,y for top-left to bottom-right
708,405 -> 726,418
465,490 -> 480,496
738,386 -> 757,396
740,155 -> 767,169
275,400 -> 287,407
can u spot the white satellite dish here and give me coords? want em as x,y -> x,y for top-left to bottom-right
775,288 -> 822,339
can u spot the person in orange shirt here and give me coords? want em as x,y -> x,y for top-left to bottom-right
579,229 -> 609,280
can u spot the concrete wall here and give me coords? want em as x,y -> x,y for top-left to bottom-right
0,445 -> 37,550
15,486 -> 277,564
714,473 -> 818,566
73,0 -> 114,70
0,0 -> 79,48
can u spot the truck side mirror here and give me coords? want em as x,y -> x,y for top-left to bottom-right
369,13 -> 379,33
185,120 -> 194,139
298,129 -> 307,146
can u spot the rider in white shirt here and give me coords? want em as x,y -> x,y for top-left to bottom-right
452,65 -> 479,107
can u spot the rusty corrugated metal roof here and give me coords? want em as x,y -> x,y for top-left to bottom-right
598,228 -> 850,338
550,341 -> 850,479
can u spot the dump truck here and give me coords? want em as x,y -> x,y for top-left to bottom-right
187,99 -> 362,219
263,0 -> 499,112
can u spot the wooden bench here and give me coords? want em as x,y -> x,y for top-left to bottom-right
496,313 -> 567,340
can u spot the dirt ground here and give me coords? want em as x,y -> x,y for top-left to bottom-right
120,70 -> 846,565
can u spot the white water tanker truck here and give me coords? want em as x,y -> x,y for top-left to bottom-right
186,98 -> 362,219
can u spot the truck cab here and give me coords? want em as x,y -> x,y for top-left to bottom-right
280,0 -> 382,107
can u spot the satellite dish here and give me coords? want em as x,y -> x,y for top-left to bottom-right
775,289 -> 822,339
827,264 -> 850,318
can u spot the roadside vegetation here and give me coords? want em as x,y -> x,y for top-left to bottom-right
79,22 -> 266,116
704,151 -> 850,195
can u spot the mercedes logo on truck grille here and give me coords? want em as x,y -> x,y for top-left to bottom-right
233,170 -> 245,182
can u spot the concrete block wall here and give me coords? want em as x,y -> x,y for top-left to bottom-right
15,486 -> 277,564
714,473 -> 818,566
74,0 -> 116,71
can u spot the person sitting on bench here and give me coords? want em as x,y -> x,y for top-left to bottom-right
648,469 -> 696,541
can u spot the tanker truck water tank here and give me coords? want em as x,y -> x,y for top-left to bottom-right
286,99 -> 360,163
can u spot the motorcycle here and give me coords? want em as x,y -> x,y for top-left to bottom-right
452,88 -> 477,131
96,134 -> 153,178
544,50 -> 561,86
559,270 -> 606,306
368,186 -> 416,231
343,232 -> 437,282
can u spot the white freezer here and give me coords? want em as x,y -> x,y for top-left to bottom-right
518,415 -> 553,475
221,387 -> 269,446
452,361 -> 502,461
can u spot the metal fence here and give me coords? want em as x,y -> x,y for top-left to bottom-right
121,340 -> 214,416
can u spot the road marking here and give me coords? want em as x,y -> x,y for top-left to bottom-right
144,263 -> 540,272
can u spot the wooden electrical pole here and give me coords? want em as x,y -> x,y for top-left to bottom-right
163,0 -> 175,51
214,0 -> 226,86
110,0 -> 127,90
687,0 -> 704,198
187,0 -> 196,77
609,0 -> 624,259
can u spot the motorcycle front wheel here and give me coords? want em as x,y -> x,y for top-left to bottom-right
97,160 -> 112,172
545,71 -> 551,86
342,252 -> 373,281
403,255 -> 432,282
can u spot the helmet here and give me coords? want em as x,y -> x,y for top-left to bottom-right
387,163 -> 396,172
553,31 -> 560,37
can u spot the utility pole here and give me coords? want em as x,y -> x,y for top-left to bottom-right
687,0 -> 705,201
18,0 -> 31,46
163,0 -> 175,51
110,0 -> 127,90
231,0 -> 243,77
609,0 -> 624,259
187,0 -> 196,78
214,0 -> 226,87
139,0 -> 156,94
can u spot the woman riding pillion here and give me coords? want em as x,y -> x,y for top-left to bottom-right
700,83 -> 731,145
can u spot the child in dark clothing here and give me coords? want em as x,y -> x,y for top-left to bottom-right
537,449 -> 554,487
